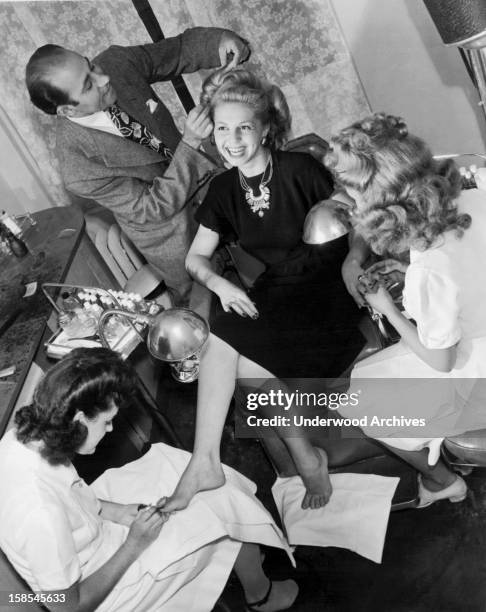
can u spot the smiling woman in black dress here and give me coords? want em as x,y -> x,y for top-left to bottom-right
162,68 -> 366,513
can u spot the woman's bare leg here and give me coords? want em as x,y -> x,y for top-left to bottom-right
163,334 -> 238,511
234,543 -> 298,611
164,335 -> 333,512
237,355 -> 333,509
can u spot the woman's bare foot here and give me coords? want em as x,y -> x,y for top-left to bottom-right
161,455 -> 226,512
297,447 -> 333,510
246,579 -> 299,611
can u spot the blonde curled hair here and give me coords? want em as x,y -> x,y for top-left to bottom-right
325,113 -> 470,255
200,68 -> 291,150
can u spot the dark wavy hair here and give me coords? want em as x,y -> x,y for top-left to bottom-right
15,348 -> 139,465
200,68 -> 291,150
325,113 -> 470,255
25,44 -> 79,115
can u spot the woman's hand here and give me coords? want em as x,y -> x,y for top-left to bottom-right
124,506 -> 170,556
342,230 -> 370,307
99,500 -> 141,526
342,256 -> 366,307
365,258 -> 408,288
113,503 -> 140,526
211,277 -> 259,318
182,104 -> 213,150
363,285 -> 397,317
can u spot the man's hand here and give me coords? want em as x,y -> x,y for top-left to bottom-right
182,104 -> 213,150
218,32 -> 251,69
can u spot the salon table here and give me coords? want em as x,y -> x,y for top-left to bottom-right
0,206 -> 127,432
0,204 -> 182,444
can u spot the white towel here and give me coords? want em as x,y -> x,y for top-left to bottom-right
92,443 -> 294,576
272,473 -> 399,564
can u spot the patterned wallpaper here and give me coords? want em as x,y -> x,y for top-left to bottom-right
0,0 -> 369,205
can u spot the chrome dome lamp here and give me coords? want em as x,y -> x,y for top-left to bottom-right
302,198 -> 353,244
98,307 -> 210,383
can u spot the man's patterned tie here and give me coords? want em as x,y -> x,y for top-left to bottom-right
107,104 -> 173,161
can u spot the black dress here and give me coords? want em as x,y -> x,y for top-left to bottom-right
195,151 -> 364,378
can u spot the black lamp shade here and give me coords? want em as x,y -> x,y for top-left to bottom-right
423,0 -> 486,47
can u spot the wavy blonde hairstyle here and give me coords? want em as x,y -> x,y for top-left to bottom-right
325,113 -> 470,255
200,68 -> 291,150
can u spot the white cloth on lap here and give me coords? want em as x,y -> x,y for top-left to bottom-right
89,443 -> 294,611
91,443 -> 294,575
272,473 -> 399,564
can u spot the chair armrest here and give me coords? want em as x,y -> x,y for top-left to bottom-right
283,133 -> 329,163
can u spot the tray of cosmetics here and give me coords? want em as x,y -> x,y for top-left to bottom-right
459,165 -> 480,190
42,283 -> 163,360
434,154 -> 486,191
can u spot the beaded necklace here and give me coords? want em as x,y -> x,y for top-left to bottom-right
238,155 -> 273,218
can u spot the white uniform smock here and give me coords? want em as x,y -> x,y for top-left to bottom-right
0,430 -> 292,611
341,189 -> 486,464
